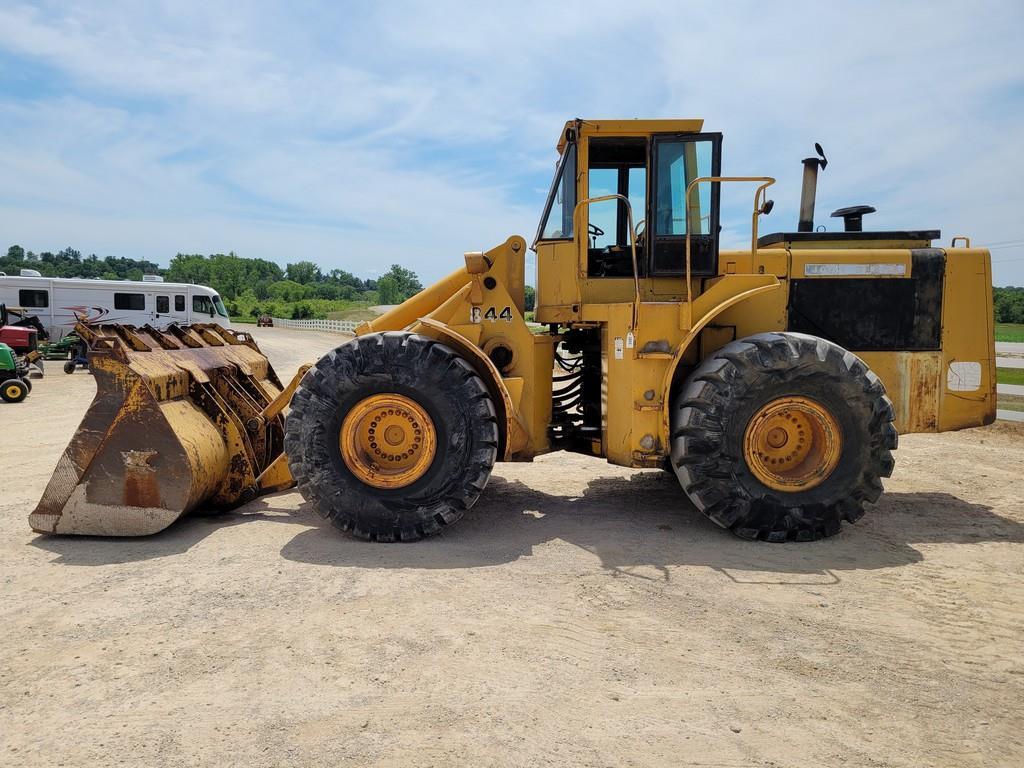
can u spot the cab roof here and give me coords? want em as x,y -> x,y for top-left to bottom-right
557,118 -> 705,152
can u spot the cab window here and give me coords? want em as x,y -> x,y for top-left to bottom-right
586,137 -> 647,278
653,140 -> 714,235
536,141 -> 577,242
649,132 -> 722,276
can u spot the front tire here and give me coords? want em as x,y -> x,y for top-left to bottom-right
1,378 -> 29,403
671,332 -> 897,542
285,332 -> 499,542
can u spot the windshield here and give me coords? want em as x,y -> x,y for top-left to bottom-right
533,141 -> 577,247
213,295 -> 228,317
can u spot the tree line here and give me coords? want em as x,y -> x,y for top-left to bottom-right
1,245 -> 161,282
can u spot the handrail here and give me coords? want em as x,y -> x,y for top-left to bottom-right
683,176 -> 776,328
572,194 -> 641,330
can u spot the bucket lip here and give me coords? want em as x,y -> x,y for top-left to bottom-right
29,484 -> 185,536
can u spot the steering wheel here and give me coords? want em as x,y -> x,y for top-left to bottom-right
588,222 -> 604,248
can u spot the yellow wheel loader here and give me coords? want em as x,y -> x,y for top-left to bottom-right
30,119 -> 996,542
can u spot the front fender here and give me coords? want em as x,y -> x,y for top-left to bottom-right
413,318 -> 529,461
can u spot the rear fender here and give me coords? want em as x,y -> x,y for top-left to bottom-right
660,275 -> 781,441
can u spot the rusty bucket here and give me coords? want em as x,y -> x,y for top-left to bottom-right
30,323 -> 300,536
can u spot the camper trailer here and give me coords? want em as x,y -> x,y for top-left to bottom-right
0,272 -> 231,339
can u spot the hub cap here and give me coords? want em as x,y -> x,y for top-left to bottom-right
339,394 -> 436,489
743,396 -> 842,492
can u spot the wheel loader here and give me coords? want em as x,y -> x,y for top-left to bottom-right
30,118 -> 996,542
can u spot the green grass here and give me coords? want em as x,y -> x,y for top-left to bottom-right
997,367 -> 1024,386
326,306 -> 380,322
996,323 -> 1024,343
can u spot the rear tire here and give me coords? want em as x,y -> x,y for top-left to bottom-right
285,332 -> 499,542
1,378 -> 29,403
670,332 -> 897,542
63,361 -> 76,374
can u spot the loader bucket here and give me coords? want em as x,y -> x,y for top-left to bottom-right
30,323 -> 292,536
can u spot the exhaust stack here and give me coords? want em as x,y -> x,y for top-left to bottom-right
797,143 -> 828,232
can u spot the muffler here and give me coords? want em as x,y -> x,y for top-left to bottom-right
797,142 -> 828,232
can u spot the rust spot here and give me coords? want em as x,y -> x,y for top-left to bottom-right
122,450 -> 161,507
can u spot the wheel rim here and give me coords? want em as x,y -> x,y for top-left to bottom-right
4,382 -> 23,399
743,396 -> 842,492
339,394 -> 436,489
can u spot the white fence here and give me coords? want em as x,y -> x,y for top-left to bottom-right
271,317 -> 359,334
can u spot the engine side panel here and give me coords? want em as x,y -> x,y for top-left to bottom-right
783,247 -> 995,433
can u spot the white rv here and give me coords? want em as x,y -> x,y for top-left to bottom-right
0,272 -> 231,339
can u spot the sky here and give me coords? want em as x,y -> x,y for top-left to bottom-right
1,1 -> 1023,285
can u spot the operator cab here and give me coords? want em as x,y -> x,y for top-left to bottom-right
533,119 -> 724,280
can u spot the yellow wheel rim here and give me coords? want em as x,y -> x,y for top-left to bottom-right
3,382 -> 22,399
339,394 -> 436,489
743,396 -> 842,492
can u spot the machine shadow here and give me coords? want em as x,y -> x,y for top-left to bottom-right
31,472 -> 1021,573
278,473 -> 1024,576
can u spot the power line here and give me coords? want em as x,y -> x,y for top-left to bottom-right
982,238 -> 1024,247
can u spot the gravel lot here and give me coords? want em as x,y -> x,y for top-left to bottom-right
2,326 -> 1022,767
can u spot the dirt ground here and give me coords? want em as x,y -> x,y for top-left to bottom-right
2,326 -> 1022,767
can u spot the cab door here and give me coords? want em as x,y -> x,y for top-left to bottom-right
648,133 -> 722,277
